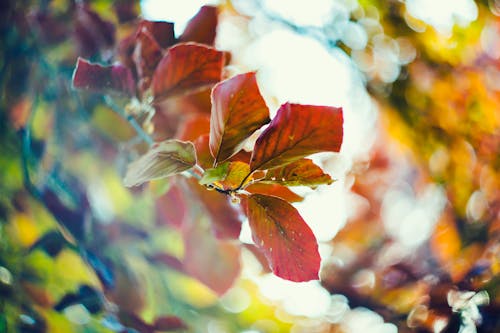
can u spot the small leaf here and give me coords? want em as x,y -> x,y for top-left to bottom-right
200,161 -> 251,190
210,72 -> 270,163
72,58 -> 135,96
179,5 -> 218,45
74,4 -> 115,57
246,194 -> 320,282
245,183 -> 303,203
152,43 -> 225,101
124,140 -> 196,187
262,158 -> 333,188
250,103 -> 343,171
200,162 -> 230,185
133,28 -> 163,81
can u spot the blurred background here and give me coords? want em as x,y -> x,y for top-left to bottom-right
1,0 -> 499,332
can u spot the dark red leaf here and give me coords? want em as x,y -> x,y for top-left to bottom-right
138,20 -> 176,49
133,28 -> 163,83
246,194 -> 320,282
72,58 -> 135,96
153,316 -> 187,331
210,72 -> 270,163
245,183 -> 303,203
152,43 -> 225,101
250,103 -> 343,171
182,209 -> 241,294
179,6 -> 218,45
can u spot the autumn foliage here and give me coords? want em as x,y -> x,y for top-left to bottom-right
1,0 -> 500,333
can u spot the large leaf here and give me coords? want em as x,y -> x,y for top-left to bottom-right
179,5 -> 218,45
262,158 -> 333,188
210,72 -> 270,163
123,140 -> 196,187
72,58 -> 135,96
250,103 -> 343,171
152,43 -> 225,101
246,194 -> 320,282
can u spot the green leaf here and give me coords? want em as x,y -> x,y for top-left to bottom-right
123,140 -> 196,187
199,162 -> 230,185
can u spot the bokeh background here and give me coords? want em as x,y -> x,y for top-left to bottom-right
1,0 -> 499,332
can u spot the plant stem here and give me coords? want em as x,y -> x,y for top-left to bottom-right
103,95 -> 154,147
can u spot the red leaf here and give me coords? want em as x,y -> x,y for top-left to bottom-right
262,158 -> 333,188
153,316 -> 187,331
186,178 -> 242,239
245,183 -> 303,203
152,43 -> 225,101
250,103 -> 343,171
138,20 -> 176,49
193,134 -> 214,169
246,194 -> 320,282
210,72 -> 270,163
175,114 -> 211,141
183,211 -> 241,294
72,58 -> 135,96
133,28 -> 163,82
179,6 -> 218,45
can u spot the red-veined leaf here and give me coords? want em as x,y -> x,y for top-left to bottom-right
152,43 -> 225,101
183,210 -> 241,294
246,194 -> 320,282
179,5 -> 218,45
72,58 -> 135,96
262,158 -> 333,188
123,140 -> 196,187
210,72 -> 270,163
138,20 -> 175,49
250,103 -> 343,171
245,183 -> 303,203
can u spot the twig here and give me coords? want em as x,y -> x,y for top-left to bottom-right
103,95 -> 155,147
